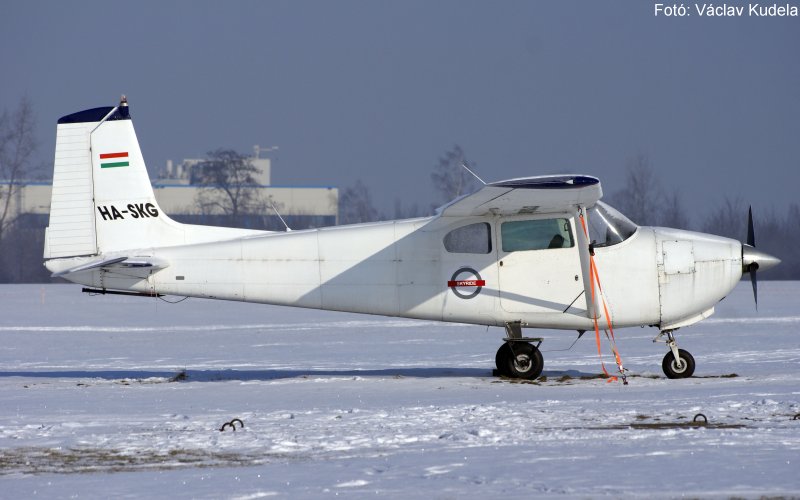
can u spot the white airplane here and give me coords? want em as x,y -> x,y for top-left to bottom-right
43,97 -> 780,381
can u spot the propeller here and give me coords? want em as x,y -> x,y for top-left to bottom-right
746,207 -> 757,307
741,206 -> 781,309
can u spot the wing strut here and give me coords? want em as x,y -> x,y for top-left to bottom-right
574,206 -> 595,319
576,206 -> 627,384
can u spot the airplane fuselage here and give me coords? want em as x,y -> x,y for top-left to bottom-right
48,213 -> 743,333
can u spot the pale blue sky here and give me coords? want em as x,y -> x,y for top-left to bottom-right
2,1 -> 797,220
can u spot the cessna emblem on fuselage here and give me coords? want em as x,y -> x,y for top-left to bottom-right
448,267 -> 485,299
97,203 -> 159,221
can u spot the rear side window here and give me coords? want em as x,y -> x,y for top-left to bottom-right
501,218 -> 574,252
443,222 -> 492,254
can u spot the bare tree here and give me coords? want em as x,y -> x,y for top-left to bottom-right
701,196 -> 746,240
0,225 -> 50,283
779,204 -> 800,279
393,198 -> 429,220
339,179 -> 378,224
608,154 -> 664,226
251,195 -> 294,231
661,191 -> 690,229
607,154 -> 691,228
0,97 -> 37,245
193,149 -> 262,225
753,206 -> 787,279
431,145 -> 479,204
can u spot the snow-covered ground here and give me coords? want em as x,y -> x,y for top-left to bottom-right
1,282 -> 798,498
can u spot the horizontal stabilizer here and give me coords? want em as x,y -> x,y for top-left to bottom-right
52,256 -> 168,278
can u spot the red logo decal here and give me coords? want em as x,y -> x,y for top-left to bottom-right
99,152 -> 129,159
448,280 -> 486,287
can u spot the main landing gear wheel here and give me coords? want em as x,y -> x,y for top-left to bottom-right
495,343 -> 512,377
495,342 -> 544,380
662,348 -> 695,379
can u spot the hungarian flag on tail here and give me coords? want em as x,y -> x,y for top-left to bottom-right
100,152 -> 129,168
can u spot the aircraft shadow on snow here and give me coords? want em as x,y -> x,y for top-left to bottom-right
0,367 -> 599,382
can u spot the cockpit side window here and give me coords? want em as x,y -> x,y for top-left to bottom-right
587,201 -> 638,247
501,218 -> 574,252
443,222 -> 492,254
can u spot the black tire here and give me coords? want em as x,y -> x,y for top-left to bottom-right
495,343 -> 512,377
500,342 -> 544,380
662,349 -> 695,379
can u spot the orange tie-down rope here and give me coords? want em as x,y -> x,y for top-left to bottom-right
579,212 -> 628,385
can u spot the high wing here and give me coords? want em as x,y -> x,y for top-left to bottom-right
438,175 -> 602,217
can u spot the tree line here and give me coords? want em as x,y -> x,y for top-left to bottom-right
0,98 -> 796,282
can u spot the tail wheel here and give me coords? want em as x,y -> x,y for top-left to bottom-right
497,342 -> 543,380
662,349 -> 695,379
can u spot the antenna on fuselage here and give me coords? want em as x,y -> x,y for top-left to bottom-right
461,161 -> 486,185
270,201 -> 292,232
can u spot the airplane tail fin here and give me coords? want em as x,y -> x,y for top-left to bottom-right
44,97 -> 180,258
44,96 -> 258,260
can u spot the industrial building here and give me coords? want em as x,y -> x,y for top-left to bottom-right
6,146 -> 339,230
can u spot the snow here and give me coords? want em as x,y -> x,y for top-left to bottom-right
1,282 -> 798,498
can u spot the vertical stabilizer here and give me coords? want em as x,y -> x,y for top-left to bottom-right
45,98 -> 179,257
44,97 -> 264,262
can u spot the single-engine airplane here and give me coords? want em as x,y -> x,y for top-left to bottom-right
43,97 -> 780,380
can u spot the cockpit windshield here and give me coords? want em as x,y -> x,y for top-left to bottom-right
587,201 -> 638,247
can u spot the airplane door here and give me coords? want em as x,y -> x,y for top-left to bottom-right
439,220 -> 500,323
496,216 -> 584,314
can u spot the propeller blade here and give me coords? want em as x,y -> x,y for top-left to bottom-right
741,207 -> 780,310
744,206 -> 758,309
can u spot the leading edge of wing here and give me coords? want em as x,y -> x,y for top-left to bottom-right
438,174 -> 602,217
